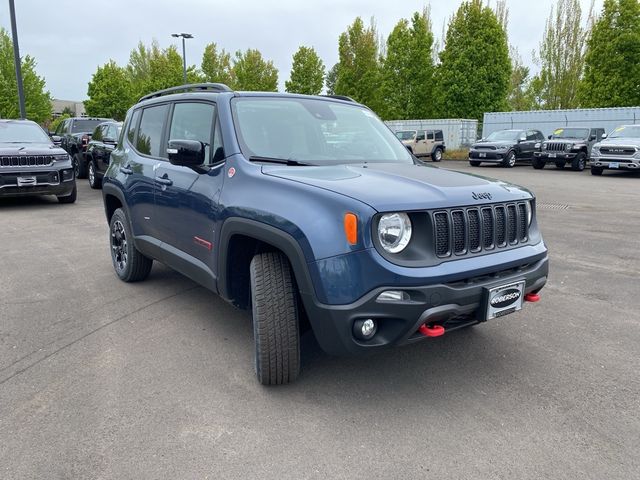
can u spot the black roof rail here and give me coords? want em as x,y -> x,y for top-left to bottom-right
139,83 -> 233,102
323,94 -> 357,103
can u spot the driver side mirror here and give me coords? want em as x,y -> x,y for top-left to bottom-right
601,133 -> 608,139
50,135 -> 62,144
548,135 -> 552,140
167,139 -> 205,166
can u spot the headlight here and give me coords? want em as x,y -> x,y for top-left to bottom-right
591,147 -> 600,157
565,143 -> 573,152
497,145 -> 508,151
54,154 -> 69,161
378,213 -> 412,253
542,143 -> 547,150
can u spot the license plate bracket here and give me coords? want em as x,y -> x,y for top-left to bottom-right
484,280 -> 526,321
548,153 -> 557,158
479,153 -> 486,158
17,176 -> 36,187
609,162 -> 619,169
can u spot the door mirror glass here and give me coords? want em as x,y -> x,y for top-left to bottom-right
601,133 -> 608,139
167,139 -> 205,166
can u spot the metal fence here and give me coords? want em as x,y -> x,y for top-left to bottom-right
385,119 -> 478,150
483,107 -> 640,139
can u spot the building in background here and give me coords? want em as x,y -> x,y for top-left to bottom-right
51,99 -> 86,117
483,107 -> 640,139
385,119 -> 478,150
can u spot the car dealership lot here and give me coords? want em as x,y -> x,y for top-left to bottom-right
1,163 -> 639,479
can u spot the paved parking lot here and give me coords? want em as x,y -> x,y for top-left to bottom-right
1,162 -> 639,479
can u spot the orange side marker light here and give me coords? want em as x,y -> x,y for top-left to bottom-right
344,213 -> 358,245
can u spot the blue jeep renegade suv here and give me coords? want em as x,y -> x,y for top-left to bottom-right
102,83 -> 548,385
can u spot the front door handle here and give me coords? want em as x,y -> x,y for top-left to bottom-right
155,176 -> 173,186
119,166 -> 133,175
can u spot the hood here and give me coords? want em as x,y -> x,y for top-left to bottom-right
0,142 -> 67,156
472,140 -> 514,148
598,137 -> 640,147
263,163 -> 532,212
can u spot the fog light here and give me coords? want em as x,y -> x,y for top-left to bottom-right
353,318 -> 377,340
61,169 -> 74,181
376,290 -> 409,302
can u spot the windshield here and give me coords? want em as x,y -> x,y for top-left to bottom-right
608,125 -> 640,139
231,97 -> 413,165
0,121 -> 51,143
71,119 -> 105,134
485,130 -> 521,142
551,128 -> 589,139
395,131 -> 416,141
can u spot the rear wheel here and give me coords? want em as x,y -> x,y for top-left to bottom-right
502,151 -> 516,168
469,160 -> 481,167
109,208 -> 153,282
555,161 -> 566,169
591,167 -> 603,176
532,158 -> 545,169
250,251 -> 300,385
432,148 -> 443,162
571,152 -> 586,171
88,160 -> 102,189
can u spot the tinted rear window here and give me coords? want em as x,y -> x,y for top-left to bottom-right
71,119 -> 105,134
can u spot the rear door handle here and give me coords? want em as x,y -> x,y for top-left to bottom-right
155,176 -> 173,186
119,166 -> 133,175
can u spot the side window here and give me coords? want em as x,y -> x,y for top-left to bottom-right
435,131 -> 444,142
168,102 -> 216,163
127,110 -> 141,145
526,130 -> 537,141
106,124 -> 118,140
537,131 -> 545,141
55,119 -> 67,136
137,104 -> 169,157
426,131 -> 434,141
416,131 -> 425,141
92,125 -> 104,141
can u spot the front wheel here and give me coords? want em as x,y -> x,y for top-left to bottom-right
109,208 -> 153,282
532,158 -> 545,169
571,152 -> 586,171
432,148 -> 443,162
502,151 -> 516,168
469,160 -> 481,167
250,251 -> 300,385
591,167 -> 603,176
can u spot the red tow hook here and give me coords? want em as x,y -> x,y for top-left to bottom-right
419,324 -> 445,337
524,293 -> 541,303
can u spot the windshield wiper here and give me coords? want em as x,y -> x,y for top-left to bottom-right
248,156 -> 314,166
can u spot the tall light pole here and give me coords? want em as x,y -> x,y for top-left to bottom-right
8,0 -> 26,119
171,33 -> 193,85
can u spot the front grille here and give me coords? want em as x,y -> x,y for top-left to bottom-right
475,145 -> 496,150
432,203 -> 530,258
0,155 -> 55,168
600,146 -> 636,156
545,142 -> 567,152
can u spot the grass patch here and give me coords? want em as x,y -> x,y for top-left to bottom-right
444,149 -> 470,161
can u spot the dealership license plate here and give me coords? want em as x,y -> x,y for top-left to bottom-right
479,153 -> 486,158
610,162 -> 619,169
17,176 -> 36,187
548,153 -> 557,158
484,280 -> 526,320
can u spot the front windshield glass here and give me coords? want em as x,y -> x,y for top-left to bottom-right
71,119 -> 104,134
231,97 -> 413,165
0,122 -> 51,143
551,128 -> 589,139
608,125 -> 640,139
485,130 -> 520,142
395,130 -> 416,141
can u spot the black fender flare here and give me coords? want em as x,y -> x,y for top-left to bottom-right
102,182 -> 132,225
217,217 -> 315,303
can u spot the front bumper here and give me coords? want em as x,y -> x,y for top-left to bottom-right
590,157 -> 640,170
534,152 -> 577,161
469,151 -> 506,161
0,167 -> 75,197
302,254 -> 548,356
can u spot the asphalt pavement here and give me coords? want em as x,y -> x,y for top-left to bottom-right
1,162 -> 638,479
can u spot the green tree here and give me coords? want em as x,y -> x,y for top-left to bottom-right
84,60 -> 133,121
434,0 -> 511,121
325,64 -> 338,95
578,0 -> 640,107
530,0 -> 593,109
49,113 -> 70,132
232,49 -> 278,91
0,28 -> 52,123
379,10 -> 435,120
507,48 -> 535,111
334,17 -> 382,112
201,42 -> 234,86
285,46 -> 325,95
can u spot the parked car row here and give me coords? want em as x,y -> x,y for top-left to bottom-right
466,126 -> 640,175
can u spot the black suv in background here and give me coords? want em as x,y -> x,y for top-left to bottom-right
469,129 -> 544,168
533,127 -> 605,171
85,121 -> 122,189
0,119 -> 76,203
52,117 -> 113,179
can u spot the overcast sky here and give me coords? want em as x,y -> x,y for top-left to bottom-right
0,0 -> 602,101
